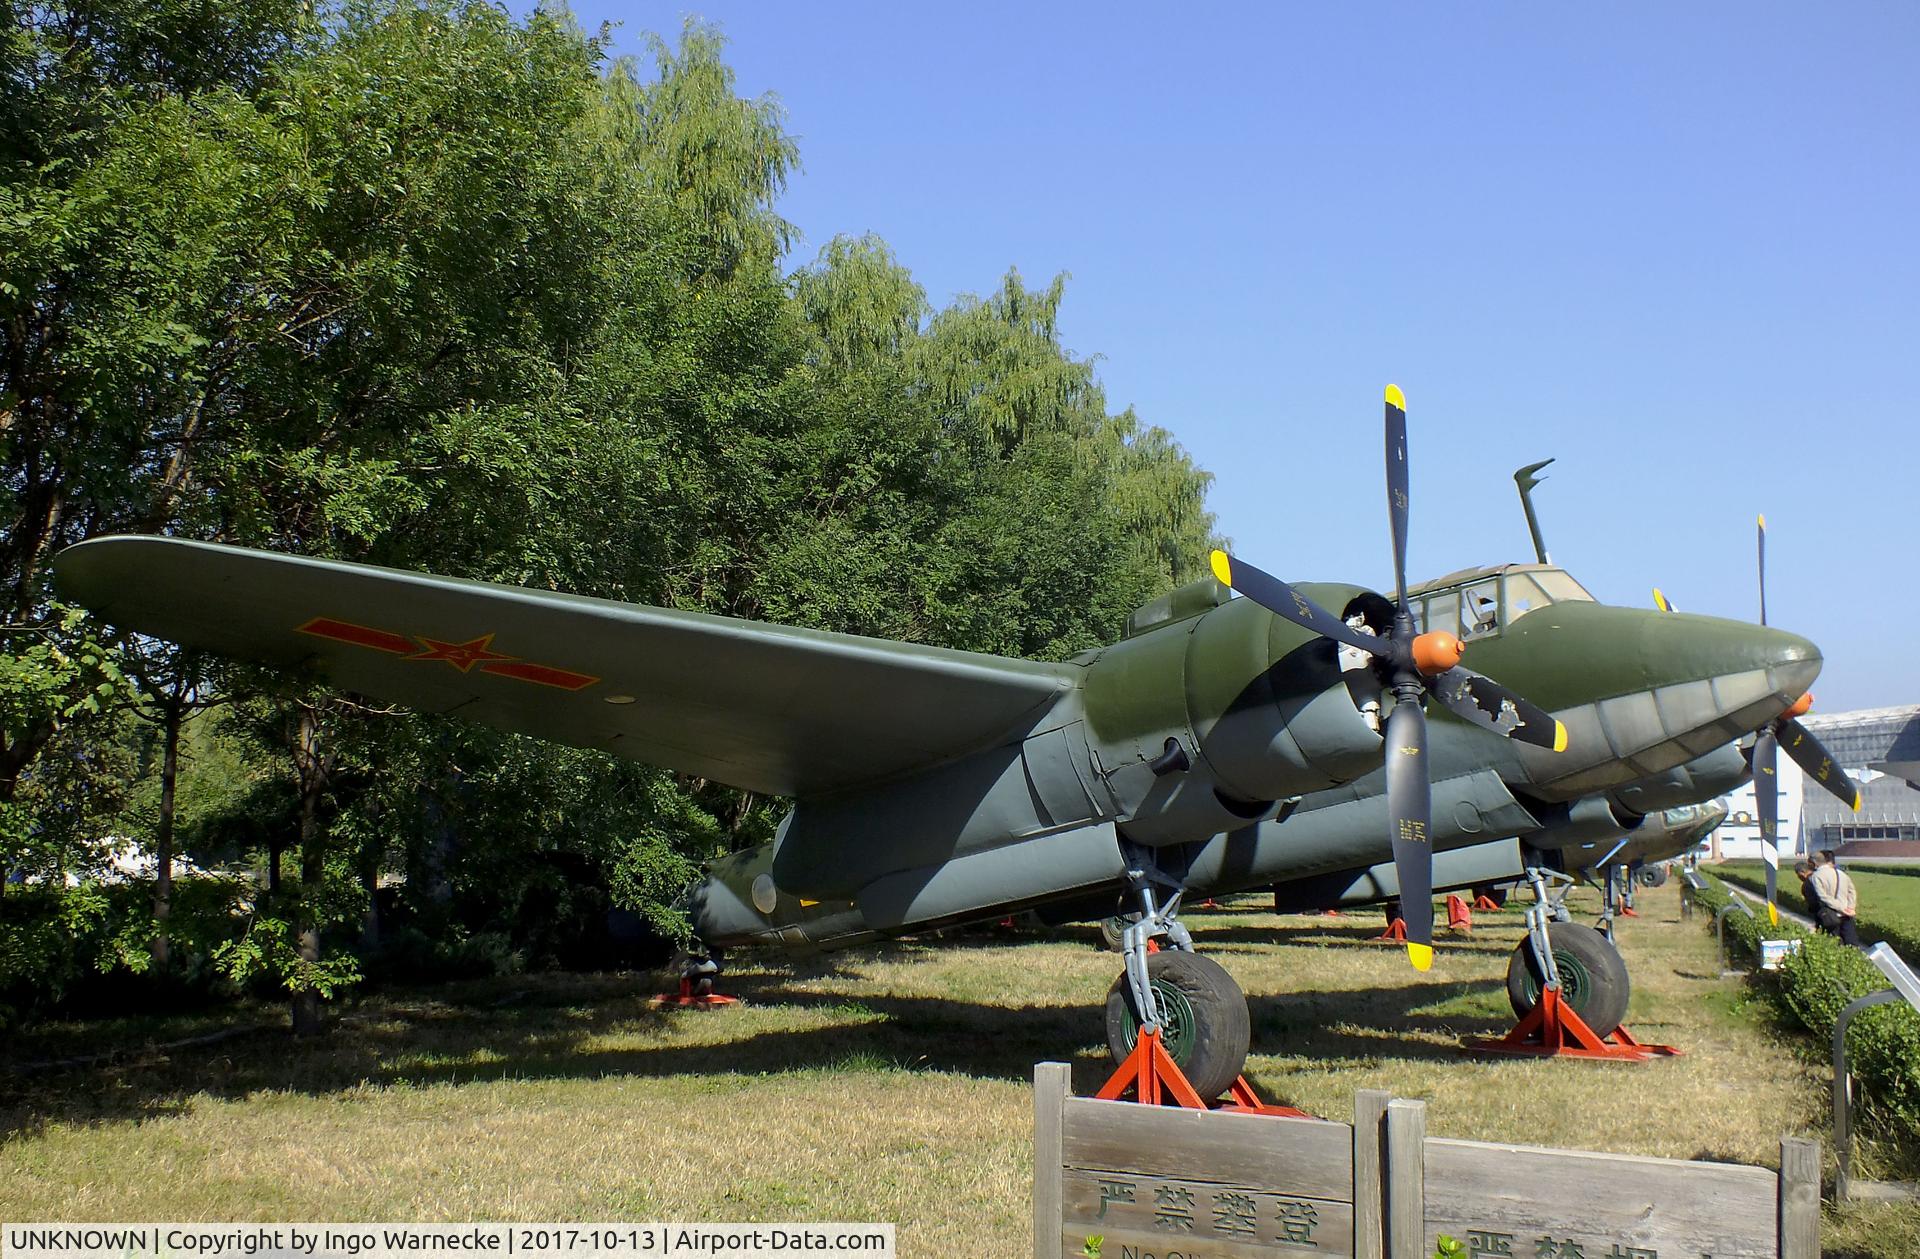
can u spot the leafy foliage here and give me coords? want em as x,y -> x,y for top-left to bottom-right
1,0 -> 1218,1023
0,874 -> 251,1027
1693,873 -> 1920,1136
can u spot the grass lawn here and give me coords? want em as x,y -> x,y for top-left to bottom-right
3,882 -> 1914,1256
1715,860 -> 1920,956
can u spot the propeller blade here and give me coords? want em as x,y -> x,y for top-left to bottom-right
1209,549 -> 1390,656
1385,697 -> 1434,971
1427,667 -> 1568,751
1757,514 -> 1768,627
1777,716 -> 1863,811
1652,587 -> 1676,614
1755,726 -> 1780,926
1385,385 -> 1410,608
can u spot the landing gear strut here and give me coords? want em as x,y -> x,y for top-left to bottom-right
1102,845 -> 1250,1101
1498,868 -> 1630,1035
655,951 -> 739,1008
1467,866 -> 1675,1060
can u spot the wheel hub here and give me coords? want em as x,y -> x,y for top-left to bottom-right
1523,949 -> 1595,1012
1132,978 -> 1197,1064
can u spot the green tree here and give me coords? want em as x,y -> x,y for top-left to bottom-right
2,3 -> 1221,1031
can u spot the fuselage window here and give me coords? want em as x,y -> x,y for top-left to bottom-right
1459,579 -> 1501,640
1503,573 -> 1550,624
1533,569 -> 1598,604
1422,592 -> 1459,643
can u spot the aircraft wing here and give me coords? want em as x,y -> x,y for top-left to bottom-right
54,537 -> 1079,798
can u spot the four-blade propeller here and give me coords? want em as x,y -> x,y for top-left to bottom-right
1751,514 -> 1862,926
1210,386 -> 1567,972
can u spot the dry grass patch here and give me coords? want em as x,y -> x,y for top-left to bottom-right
3,882 -> 1914,1255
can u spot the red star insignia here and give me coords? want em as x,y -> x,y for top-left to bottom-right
407,634 -> 516,673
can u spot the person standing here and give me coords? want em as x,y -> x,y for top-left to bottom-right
1797,860 -> 1835,935
1817,849 -> 1863,947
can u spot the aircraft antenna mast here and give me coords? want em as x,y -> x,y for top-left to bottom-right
1513,459 -> 1554,564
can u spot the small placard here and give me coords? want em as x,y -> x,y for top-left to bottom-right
1760,938 -> 1804,970
1061,1170 -> 1353,1256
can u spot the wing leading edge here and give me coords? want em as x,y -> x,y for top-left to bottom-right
54,537 -> 1078,798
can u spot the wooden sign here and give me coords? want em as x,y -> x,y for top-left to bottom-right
1033,1065 -> 1819,1259
1035,1063 -> 1385,1259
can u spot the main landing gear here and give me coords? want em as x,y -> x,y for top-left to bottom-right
1469,867 -> 1677,1061
654,953 -> 740,1008
1102,846 -> 1251,1101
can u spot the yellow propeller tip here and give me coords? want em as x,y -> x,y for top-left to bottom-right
1384,383 -> 1406,410
1552,721 -> 1569,754
1652,587 -> 1669,612
1768,903 -> 1779,927
1852,791 -> 1863,813
1209,549 -> 1233,587
1758,513 -> 1767,529
1406,942 -> 1434,972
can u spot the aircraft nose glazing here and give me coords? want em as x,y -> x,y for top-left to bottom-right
1520,615 -> 1821,793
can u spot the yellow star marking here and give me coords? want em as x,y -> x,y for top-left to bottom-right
408,633 -> 514,673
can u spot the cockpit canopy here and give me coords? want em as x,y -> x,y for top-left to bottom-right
1406,563 -> 1596,643
1119,562 -> 1598,645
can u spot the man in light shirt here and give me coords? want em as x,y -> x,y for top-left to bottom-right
1814,849 -> 1861,947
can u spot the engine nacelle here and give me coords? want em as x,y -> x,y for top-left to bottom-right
756,578 -> 1391,905
1522,794 -> 1643,849
1082,583 -> 1386,845
1607,742 -> 1749,816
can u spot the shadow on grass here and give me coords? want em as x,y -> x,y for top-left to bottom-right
0,932 -> 1537,1141
1188,920 -> 1525,958
1248,980 -> 1516,1067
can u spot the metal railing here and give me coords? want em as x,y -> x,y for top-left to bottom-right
1833,943 -> 1920,1202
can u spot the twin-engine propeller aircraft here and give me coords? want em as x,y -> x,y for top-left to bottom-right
55,388 -> 1837,1097
1248,468 -> 1863,1042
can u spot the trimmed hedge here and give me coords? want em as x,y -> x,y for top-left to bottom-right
1852,864 -> 1920,879
1714,864 -> 1920,962
1691,873 -> 1920,1134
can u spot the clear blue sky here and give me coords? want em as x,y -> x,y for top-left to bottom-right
570,1 -> 1917,713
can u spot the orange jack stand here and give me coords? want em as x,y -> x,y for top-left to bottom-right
1321,909 -> 1345,917
1446,894 -> 1472,933
1095,1029 -> 1314,1117
1373,917 -> 1408,942
1095,1028 -> 1206,1107
1216,1075 -> 1316,1118
1464,986 -> 1680,1062
652,977 -> 741,1009
1473,893 -> 1503,912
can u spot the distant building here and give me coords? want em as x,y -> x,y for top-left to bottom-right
1711,704 -> 1920,862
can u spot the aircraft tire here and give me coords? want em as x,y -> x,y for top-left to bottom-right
1105,950 -> 1250,1101
1099,915 -> 1130,952
1504,921 -> 1631,1039
1638,866 -> 1668,889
